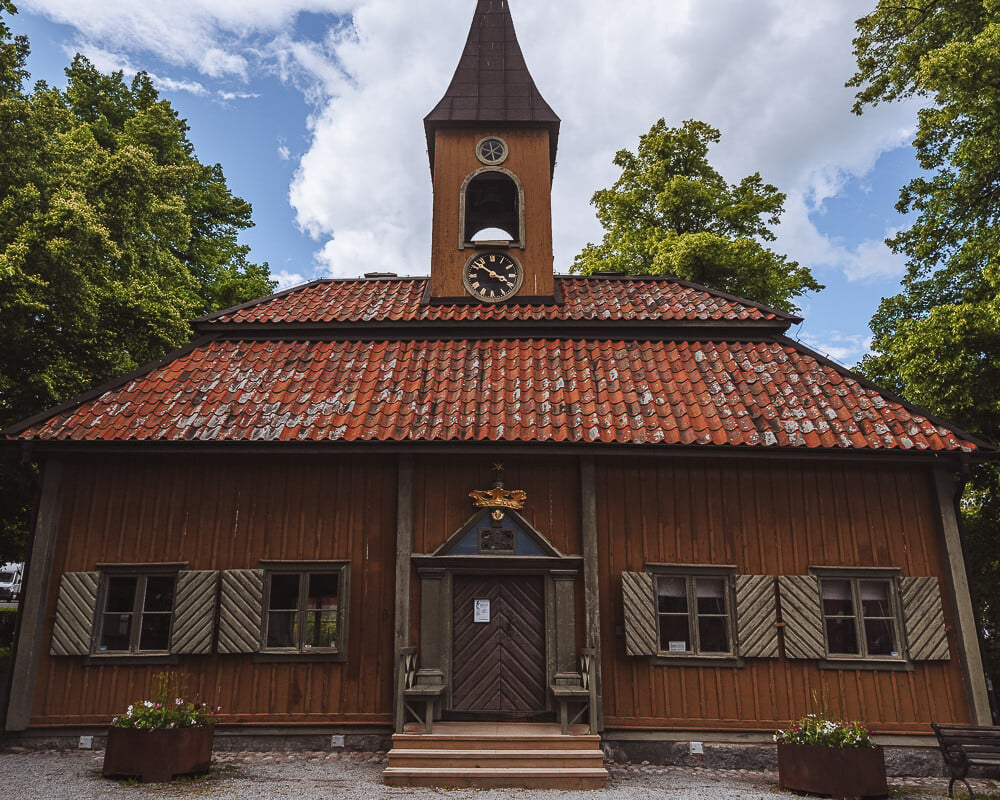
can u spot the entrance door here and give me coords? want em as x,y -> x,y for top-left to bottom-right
451,575 -> 547,715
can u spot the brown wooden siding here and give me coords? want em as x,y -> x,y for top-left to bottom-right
31,454 -> 398,727
594,456 -> 971,733
411,455 -> 581,556
429,127 -> 554,299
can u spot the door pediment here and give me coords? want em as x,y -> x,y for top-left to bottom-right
429,507 -> 566,559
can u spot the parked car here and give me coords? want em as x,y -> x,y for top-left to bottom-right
0,562 -> 23,602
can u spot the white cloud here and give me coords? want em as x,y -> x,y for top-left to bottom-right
797,331 -> 875,368
272,269 -> 309,291
22,0 -> 922,285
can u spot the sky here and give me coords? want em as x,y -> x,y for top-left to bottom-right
9,0 -> 926,367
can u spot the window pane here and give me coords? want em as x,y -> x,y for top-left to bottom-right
698,615 -> 729,653
308,573 -> 339,608
695,578 -> 726,615
860,581 -> 891,617
821,580 -> 854,616
305,611 -> 339,649
99,577 -> 136,651
105,576 -> 137,613
657,577 -> 687,614
304,573 -> 339,649
100,612 -> 132,651
659,614 -> 689,652
143,576 -> 175,613
864,618 -> 896,656
269,574 -> 299,610
825,617 -> 859,654
267,611 -> 297,648
139,613 -> 171,651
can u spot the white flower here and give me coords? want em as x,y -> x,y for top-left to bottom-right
143,700 -> 154,708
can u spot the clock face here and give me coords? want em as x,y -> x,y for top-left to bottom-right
463,252 -> 524,303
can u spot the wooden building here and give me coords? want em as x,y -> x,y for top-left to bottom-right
2,0 -> 994,783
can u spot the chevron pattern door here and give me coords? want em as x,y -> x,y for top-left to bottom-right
451,575 -> 547,715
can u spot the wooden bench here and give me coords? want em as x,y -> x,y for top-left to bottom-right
932,723 -> 1000,799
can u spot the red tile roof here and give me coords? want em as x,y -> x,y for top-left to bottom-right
199,277 -> 792,327
14,338 -> 979,452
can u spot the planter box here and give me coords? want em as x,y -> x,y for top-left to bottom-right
103,725 -> 215,782
777,743 -> 888,799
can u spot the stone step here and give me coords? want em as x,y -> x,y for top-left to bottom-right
387,747 -> 606,769
390,732 -> 602,751
382,766 -> 609,790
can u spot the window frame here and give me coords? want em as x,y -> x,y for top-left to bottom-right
259,561 -> 350,662
92,563 -> 184,661
647,564 -> 738,661
811,566 -> 905,665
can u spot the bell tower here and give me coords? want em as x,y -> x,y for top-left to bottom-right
425,0 -> 560,302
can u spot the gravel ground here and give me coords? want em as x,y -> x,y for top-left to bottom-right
0,749 -> 985,800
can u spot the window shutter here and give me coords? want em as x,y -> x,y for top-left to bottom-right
900,577 -> 950,661
778,575 -> 826,659
50,571 -> 99,656
622,571 -> 658,656
218,569 -> 264,654
735,575 -> 779,658
171,571 -> 218,655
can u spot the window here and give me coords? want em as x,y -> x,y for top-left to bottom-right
97,572 -> 177,654
655,573 -> 733,656
821,576 -> 901,659
263,565 -> 347,654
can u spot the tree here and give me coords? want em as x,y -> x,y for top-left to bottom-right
0,2 -> 275,562
849,0 -> 1000,687
572,118 -> 823,314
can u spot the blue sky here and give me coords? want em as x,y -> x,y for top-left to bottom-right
9,0 -> 925,367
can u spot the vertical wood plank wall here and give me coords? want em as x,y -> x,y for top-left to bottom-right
30,453 -> 398,728
29,450 -> 971,734
594,456 -> 971,733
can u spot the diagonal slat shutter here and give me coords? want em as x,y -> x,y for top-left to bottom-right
778,576 -> 826,659
901,577 -> 950,661
735,575 -> 779,658
171,571 -> 218,655
218,569 -> 264,654
622,572 -> 658,656
51,572 -> 99,656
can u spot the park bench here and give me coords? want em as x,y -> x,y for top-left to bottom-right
932,722 -> 1000,799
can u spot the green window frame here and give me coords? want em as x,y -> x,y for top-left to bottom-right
262,562 -> 349,656
819,574 -> 902,660
96,568 -> 179,655
652,567 -> 736,657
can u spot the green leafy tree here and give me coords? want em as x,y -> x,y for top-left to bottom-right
572,118 -> 823,314
0,2 -> 275,562
850,0 -> 1000,688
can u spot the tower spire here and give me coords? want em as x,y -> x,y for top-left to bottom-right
424,0 -> 560,172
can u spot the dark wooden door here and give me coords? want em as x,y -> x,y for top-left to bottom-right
451,575 -> 547,715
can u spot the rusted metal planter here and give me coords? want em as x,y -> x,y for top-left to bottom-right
103,725 -> 215,782
777,743 -> 888,799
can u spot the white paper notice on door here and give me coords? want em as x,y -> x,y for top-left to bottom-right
474,599 -> 490,623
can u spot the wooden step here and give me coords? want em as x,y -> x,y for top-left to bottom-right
387,747 -> 606,769
390,732 -> 603,750
382,766 -> 609,789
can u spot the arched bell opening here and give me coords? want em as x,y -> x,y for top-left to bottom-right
460,168 -> 525,248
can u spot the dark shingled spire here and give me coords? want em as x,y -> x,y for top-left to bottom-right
425,0 -> 560,170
